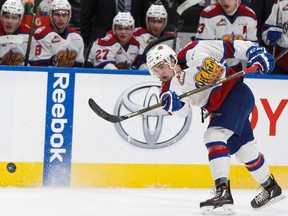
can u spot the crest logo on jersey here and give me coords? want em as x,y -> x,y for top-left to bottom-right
195,57 -> 225,88
147,36 -> 156,45
217,18 -> 226,26
0,50 -> 24,65
51,35 -> 61,43
116,61 -> 130,69
283,3 -> 288,11
222,32 -> 244,41
51,48 -> 77,67
176,70 -> 186,85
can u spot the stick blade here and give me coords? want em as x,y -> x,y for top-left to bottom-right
88,98 -> 127,123
177,0 -> 202,15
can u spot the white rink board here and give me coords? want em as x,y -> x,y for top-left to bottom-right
72,73 -> 288,165
0,67 -> 287,166
0,71 -> 47,162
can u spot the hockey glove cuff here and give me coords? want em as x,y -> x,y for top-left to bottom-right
160,91 -> 184,114
246,46 -> 275,74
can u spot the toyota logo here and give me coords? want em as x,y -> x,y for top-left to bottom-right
114,82 -> 192,149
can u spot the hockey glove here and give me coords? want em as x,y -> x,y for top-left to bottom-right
160,90 -> 183,114
267,27 -> 283,46
246,46 -> 275,74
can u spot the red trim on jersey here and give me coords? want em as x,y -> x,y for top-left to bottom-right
97,35 -> 118,46
66,26 -> 80,34
177,40 -> 199,69
224,40 -> 235,59
129,36 -> 140,47
160,81 -> 171,98
200,3 -> 224,18
206,67 -> 243,112
238,4 -> 257,19
17,23 -> 30,34
0,22 -> 30,35
33,26 -> 54,40
201,3 -> 256,20
133,27 -> 148,36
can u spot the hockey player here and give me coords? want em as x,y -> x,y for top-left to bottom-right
196,0 -> 258,72
29,0 -> 84,67
133,4 -> 175,70
87,12 -> 140,70
146,41 -> 285,215
0,0 -> 29,65
262,0 -> 288,74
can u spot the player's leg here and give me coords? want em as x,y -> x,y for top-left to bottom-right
200,126 -> 235,215
235,139 -> 285,208
200,82 -> 255,214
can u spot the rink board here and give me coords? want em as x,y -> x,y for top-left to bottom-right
0,66 -> 287,188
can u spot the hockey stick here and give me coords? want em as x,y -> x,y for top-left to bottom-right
0,35 -> 23,44
176,0 -> 201,15
173,0 -> 201,51
272,0 -> 280,57
24,0 -> 42,66
132,35 -> 175,69
88,64 -> 261,123
142,35 -> 175,56
276,48 -> 288,61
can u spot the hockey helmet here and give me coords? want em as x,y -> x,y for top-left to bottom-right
146,4 -> 167,26
1,0 -> 24,21
112,12 -> 135,33
49,0 -> 72,20
146,44 -> 177,76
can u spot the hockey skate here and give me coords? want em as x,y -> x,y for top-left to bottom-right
251,175 -> 286,209
200,181 -> 235,215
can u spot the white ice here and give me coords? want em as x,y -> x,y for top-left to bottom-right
0,187 -> 287,216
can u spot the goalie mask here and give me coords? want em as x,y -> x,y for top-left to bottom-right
146,4 -> 168,27
146,44 -> 178,77
112,12 -> 135,34
1,0 -> 24,21
49,0 -> 72,22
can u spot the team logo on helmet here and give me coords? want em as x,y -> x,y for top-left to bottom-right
195,57 -> 225,88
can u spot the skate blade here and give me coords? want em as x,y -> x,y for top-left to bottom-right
201,204 -> 236,215
256,194 -> 286,209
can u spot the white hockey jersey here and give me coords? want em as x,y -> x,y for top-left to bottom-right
163,40 -> 255,116
195,3 -> 258,71
0,23 -> 30,65
29,26 -> 84,67
88,31 -> 140,70
262,0 -> 288,71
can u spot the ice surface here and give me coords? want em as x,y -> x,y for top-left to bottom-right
0,188 -> 286,216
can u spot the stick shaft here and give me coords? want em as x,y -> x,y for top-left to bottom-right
24,0 -> 42,66
89,65 -> 260,123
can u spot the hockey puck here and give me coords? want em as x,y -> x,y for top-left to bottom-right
6,162 -> 16,173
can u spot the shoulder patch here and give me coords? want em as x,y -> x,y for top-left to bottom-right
203,4 -> 216,13
176,70 -> 186,85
